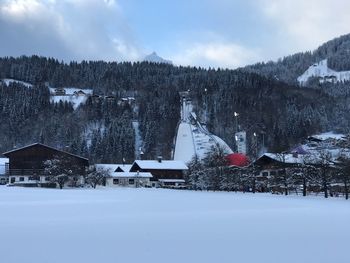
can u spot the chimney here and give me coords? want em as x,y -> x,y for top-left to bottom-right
157,156 -> 162,163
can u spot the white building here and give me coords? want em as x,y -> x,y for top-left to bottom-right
0,158 -> 9,185
105,171 -> 152,188
235,131 -> 247,155
95,163 -> 151,188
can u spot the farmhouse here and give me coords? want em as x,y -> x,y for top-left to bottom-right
254,153 -> 306,177
95,163 -> 151,187
129,157 -> 188,187
105,171 -> 152,188
3,143 -> 89,187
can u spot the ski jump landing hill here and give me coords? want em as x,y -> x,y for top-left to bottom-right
173,91 -> 233,164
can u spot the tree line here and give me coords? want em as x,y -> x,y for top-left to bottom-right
187,147 -> 350,200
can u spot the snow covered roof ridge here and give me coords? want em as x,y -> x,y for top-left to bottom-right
133,160 -> 188,170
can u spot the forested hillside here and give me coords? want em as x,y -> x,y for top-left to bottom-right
0,55 -> 348,162
244,34 -> 350,85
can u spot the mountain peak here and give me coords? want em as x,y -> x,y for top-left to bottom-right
143,52 -> 172,64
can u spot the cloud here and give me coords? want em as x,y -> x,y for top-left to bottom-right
170,40 -> 262,69
259,0 -> 350,52
0,0 -> 142,61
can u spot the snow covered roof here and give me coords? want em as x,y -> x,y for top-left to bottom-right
115,164 -> 132,172
310,132 -> 346,141
263,153 -> 305,164
110,172 -> 152,178
95,164 -> 132,172
132,160 -> 188,170
260,153 -> 324,165
49,87 -> 93,95
260,151 -> 346,165
95,164 -> 120,172
0,158 -> 9,175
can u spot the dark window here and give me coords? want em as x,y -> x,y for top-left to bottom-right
29,176 -> 40,181
270,171 -> 277,176
45,177 -> 51,181
113,179 -> 119,185
129,179 -> 135,185
19,177 -> 24,182
262,172 -> 268,177
11,177 -> 15,183
278,170 -> 285,175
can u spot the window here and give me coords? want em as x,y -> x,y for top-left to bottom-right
11,177 -> 15,183
45,177 -> 51,181
270,171 -> 277,176
278,170 -> 286,176
128,179 -> 135,185
262,172 -> 268,177
113,179 -> 119,185
29,176 -> 39,181
19,177 -> 24,182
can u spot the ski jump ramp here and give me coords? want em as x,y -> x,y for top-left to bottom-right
173,92 -> 233,164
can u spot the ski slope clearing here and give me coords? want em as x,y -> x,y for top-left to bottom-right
0,187 -> 348,263
49,87 -> 93,109
298,59 -> 350,85
2,78 -> 33,88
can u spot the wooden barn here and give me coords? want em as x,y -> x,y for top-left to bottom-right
3,143 -> 89,187
129,157 -> 188,188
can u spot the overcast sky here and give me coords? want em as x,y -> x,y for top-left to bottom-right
1,0 -> 349,68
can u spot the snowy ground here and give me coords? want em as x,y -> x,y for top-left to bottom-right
0,187 -> 348,263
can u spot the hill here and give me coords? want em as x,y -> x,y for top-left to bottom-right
0,55 -> 348,162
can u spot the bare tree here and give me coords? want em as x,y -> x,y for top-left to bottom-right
86,167 -> 110,188
335,154 -> 350,200
314,150 -> 334,198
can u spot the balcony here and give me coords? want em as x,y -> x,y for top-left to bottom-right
7,169 -> 45,176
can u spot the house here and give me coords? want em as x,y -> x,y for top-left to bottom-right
105,171 -> 152,188
129,157 -> 188,187
95,163 -> 150,187
254,153 -> 306,177
3,143 -> 89,187
54,87 -> 66,96
73,90 -> 86,96
0,158 -> 9,185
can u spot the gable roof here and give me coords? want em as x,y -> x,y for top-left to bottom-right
132,160 -> 188,170
3,143 -> 89,162
95,164 -> 132,173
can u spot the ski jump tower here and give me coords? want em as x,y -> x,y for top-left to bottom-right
173,91 -> 233,164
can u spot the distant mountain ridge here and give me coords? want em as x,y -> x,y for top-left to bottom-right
143,52 -> 172,64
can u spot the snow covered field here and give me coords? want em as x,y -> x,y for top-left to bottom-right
0,187 -> 348,263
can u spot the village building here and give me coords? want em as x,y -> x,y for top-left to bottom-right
54,87 -> 66,96
95,163 -> 151,187
254,153 -> 307,177
73,90 -> 87,96
0,158 -> 9,185
129,157 -> 188,188
105,171 -> 152,188
3,143 -> 89,187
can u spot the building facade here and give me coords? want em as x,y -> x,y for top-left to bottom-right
3,143 -> 89,187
